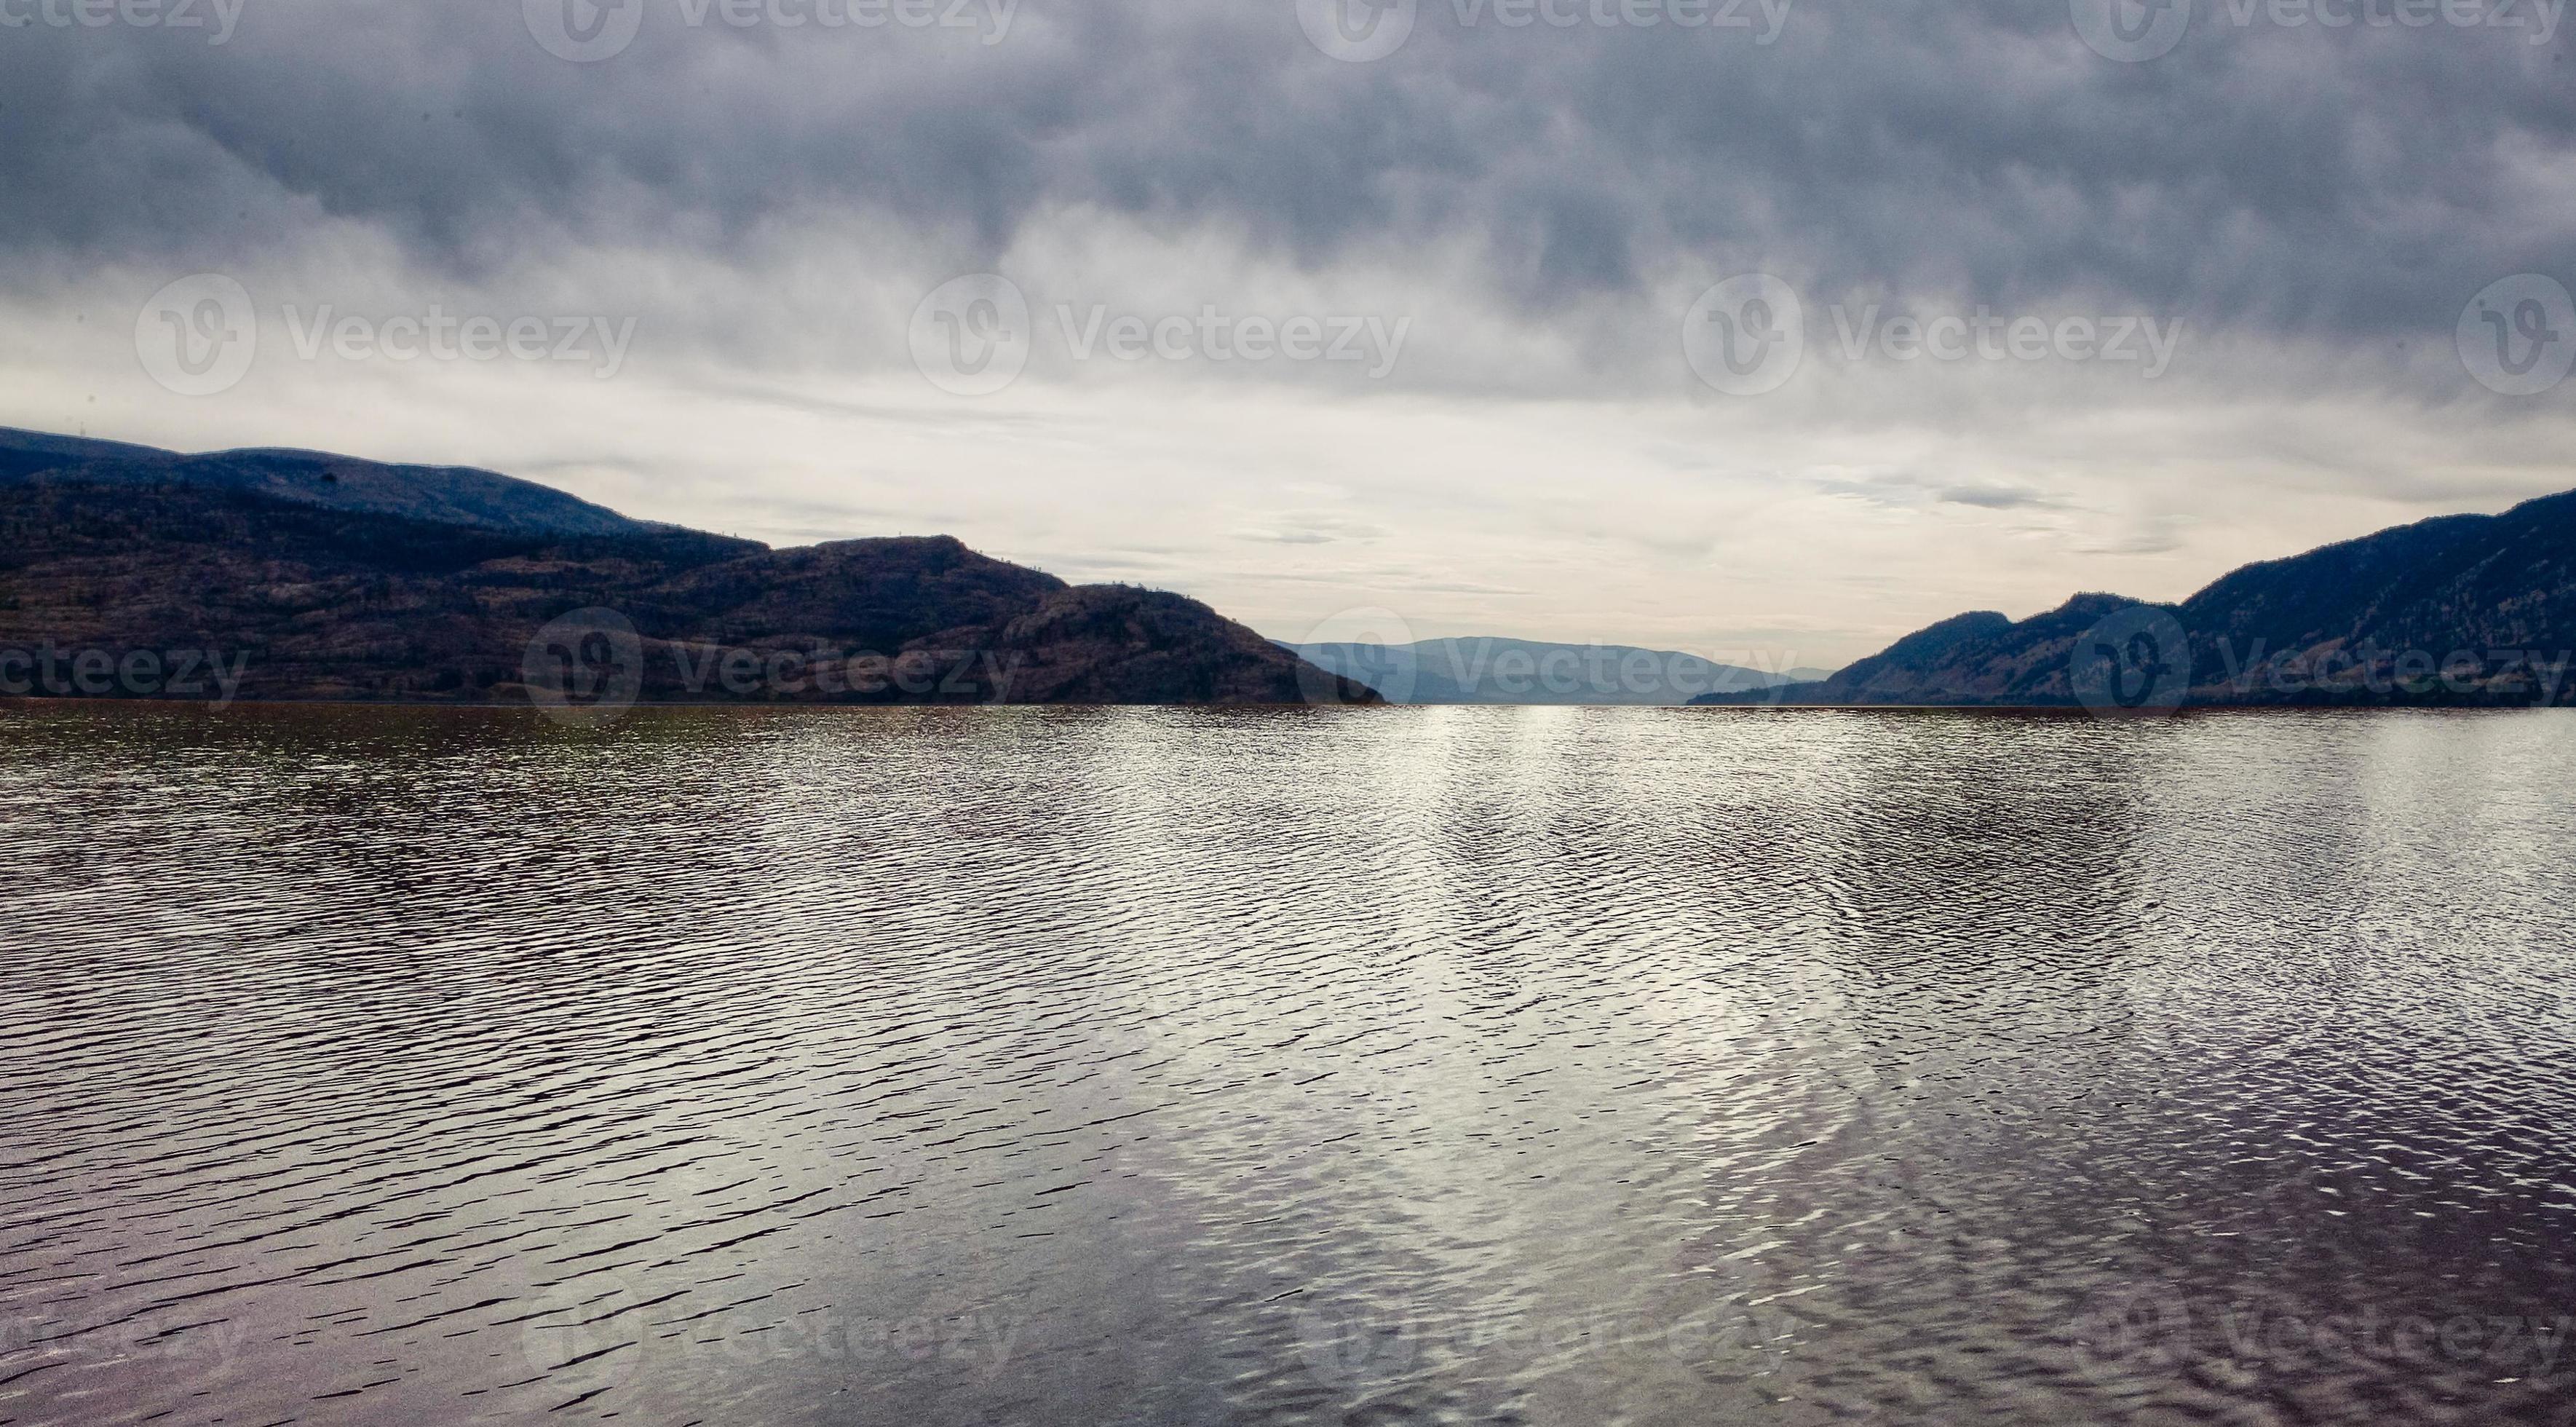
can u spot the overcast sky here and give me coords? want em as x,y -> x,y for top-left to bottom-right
2,0 -> 2571,667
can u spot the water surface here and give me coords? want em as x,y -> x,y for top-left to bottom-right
4,703 -> 2573,1425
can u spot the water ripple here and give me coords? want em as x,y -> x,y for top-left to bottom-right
2,703 -> 2572,1424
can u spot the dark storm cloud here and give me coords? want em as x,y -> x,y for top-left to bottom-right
1,0 -> 2569,344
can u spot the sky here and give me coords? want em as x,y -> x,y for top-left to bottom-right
2,0 -> 2572,669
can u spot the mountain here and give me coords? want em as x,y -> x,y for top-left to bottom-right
1696,490 -> 2576,708
0,428 -> 667,538
0,429 -> 1378,707
1291,638 -> 1830,705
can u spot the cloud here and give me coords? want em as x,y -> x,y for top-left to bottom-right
3,1 -> 2567,344
1,0 -> 2572,663
1938,483 -> 2069,511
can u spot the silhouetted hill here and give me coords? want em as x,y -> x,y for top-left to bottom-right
0,430 -> 1376,707
0,427 -> 670,538
1697,491 -> 2576,708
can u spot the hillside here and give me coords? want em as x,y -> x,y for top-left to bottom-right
0,427 -> 667,539
1697,491 -> 2576,708
0,430 -> 1377,708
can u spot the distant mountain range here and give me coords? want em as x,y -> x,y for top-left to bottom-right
1697,489 -> 2576,708
0,429 -> 1377,706
1293,639 -> 1831,705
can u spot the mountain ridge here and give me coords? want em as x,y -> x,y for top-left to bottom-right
1697,490 -> 2576,708
0,427 -> 670,539
0,429 -> 1377,708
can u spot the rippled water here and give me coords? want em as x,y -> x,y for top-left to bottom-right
4,703 -> 2575,1426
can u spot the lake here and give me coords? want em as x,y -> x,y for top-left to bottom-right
4,702 -> 2573,1425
